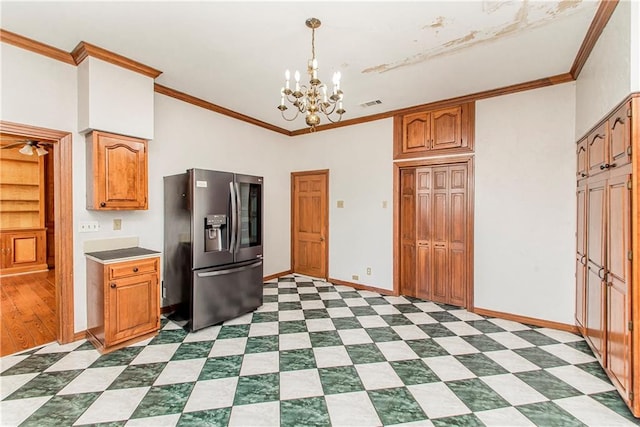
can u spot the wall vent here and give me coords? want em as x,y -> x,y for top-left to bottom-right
360,99 -> 382,108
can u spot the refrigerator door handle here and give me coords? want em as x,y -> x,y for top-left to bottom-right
234,182 -> 241,253
196,260 -> 263,278
229,181 -> 237,253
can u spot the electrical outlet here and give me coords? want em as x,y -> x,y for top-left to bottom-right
113,219 -> 122,230
366,267 -> 372,275
79,221 -> 100,232
352,274 -> 359,280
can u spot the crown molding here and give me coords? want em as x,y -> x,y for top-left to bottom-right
71,41 -> 162,78
570,0 -> 619,79
0,29 -> 75,65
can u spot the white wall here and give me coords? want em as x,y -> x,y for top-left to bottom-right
289,120 -> 394,289
575,0 -> 632,137
630,0 -> 640,92
474,83 -> 577,324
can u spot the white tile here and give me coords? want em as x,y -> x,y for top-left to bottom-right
376,341 -> 419,361
357,290 -> 380,298
372,305 -> 401,315
280,369 -> 323,400
539,344 -> 596,364
131,343 -> 180,365
34,340 -> 85,354
59,366 -> 126,394
278,294 -> 301,302
125,413 -> 180,426
337,329 -> 373,345
408,382 -> 470,419
279,282 -> 297,288
45,350 -> 101,372
208,338 -> 247,357
422,355 -> 475,382
129,337 -> 154,347
449,310 -> 485,321
279,310 -> 304,321
0,396 -> 50,426
249,322 -> 278,337
224,312 -> 253,325
345,298 -> 368,307
357,315 -> 387,328
384,296 -> 411,305
183,377 -> 238,412
162,321 -> 183,330
313,346 -> 352,368
387,420 -> 435,427
228,401 -> 279,426
240,351 -> 279,376
413,302 -> 444,312
256,302 -> 278,312
481,374 -> 547,406
297,287 -> 318,294
306,318 -> 335,332
327,307 -> 354,318
555,395 -> 638,426
325,391 -> 382,426
475,407 -> 536,426
484,350 -> 540,373
355,362 -> 403,390
74,386 -> 149,425
547,365 -> 615,394
319,292 -> 341,300
442,321 -> 482,336
279,332 -> 312,350
488,318 -> 530,331
0,355 -> 29,373
314,280 -> 331,287
0,372 -> 37,399
263,288 -> 278,295
402,312 -> 437,325
295,275 -> 317,282
154,358 -> 206,386
183,325 -> 220,342
433,336 -> 479,355
536,328 -> 583,343
391,325 -> 429,340
301,300 -> 326,310
486,332 -> 534,349
334,285 -> 355,292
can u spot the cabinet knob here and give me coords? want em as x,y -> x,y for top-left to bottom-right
133,267 -> 139,273
100,202 -> 106,207
599,163 -> 610,170
110,283 -> 116,289
580,173 -> 587,177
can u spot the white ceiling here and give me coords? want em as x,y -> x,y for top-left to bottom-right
1,1 -> 599,132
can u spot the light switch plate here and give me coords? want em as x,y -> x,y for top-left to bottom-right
337,200 -> 344,208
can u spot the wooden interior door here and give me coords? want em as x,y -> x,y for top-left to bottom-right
576,183 -> 587,328
292,171 -> 328,279
415,168 -> 430,300
586,178 -> 606,362
448,165 -> 467,306
401,169 -> 417,296
431,167 -> 449,303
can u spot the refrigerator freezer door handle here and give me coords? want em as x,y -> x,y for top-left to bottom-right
196,261 -> 263,278
229,181 -> 237,253
234,182 -> 242,253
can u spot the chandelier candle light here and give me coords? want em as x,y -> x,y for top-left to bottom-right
278,17 -> 345,131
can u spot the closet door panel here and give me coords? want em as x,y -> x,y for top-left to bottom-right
400,169 -> 416,297
416,168 -> 432,300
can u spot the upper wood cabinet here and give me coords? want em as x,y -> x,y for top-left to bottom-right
395,102 -> 473,159
587,122 -> 608,177
86,131 -> 148,210
609,101 -> 631,169
576,138 -> 588,180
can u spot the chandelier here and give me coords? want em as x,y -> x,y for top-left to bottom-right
277,17 -> 345,131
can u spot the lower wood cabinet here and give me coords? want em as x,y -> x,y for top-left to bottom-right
86,256 -> 160,353
0,228 -> 47,276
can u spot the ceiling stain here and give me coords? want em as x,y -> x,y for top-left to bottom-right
443,31 -> 478,48
555,0 -> 581,14
423,16 -> 445,29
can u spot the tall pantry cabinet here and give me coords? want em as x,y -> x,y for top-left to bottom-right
575,94 -> 639,416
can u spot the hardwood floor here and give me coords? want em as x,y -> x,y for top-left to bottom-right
1,269 -> 56,356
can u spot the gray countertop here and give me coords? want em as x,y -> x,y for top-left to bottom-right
85,247 -> 161,264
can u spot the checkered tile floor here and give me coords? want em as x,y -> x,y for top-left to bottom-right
1,275 -> 638,426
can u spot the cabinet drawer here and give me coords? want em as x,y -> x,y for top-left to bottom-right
109,258 -> 158,279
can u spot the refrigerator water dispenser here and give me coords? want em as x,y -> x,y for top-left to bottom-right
205,214 -> 227,252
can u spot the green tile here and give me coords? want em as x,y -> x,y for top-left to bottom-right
455,353 -> 509,377
263,282 -> 278,288
590,391 -> 639,423
303,309 -> 330,319
280,348 -> 317,371
461,335 -> 506,352
281,397 -> 331,427
234,373 -> 279,405
90,347 -> 144,368
300,293 -> 321,301
150,329 -> 188,345
279,320 -> 308,334
566,340 -> 596,356
331,317 -> 361,330
131,382 -> 194,418
406,338 -> 449,358
246,335 -> 279,353
381,314 -> 414,326
516,370 -> 582,399
6,370 -> 82,399
513,330 -> 559,346
20,392 -> 100,427
446,378 -> 510,412
263,295 -> 279,303
217,325 -> 250,339
108,362 -> 166,389
177,408 -> 231,426
466,320 -> 506,333
279,287 -> 299,294
432,413 -> 484,427
1,352 -> 67,376
309,331 -> 343,348
365,327 -> 402,342
198,355 -> 243,380
427,311 -> 460,323
345,344 -> 386,364
394,304 -> 423,313
391,359 -> 440,385
517,401 -> 586,426
368,387 -> 427,425
574,361 -> 610,382
171,341 -> 214,360
75,341 -> 98,351
338,291 -> 361,299
316,287 -> 336,293
297,282 -> 315,287
437,303 -> 460,310
79,422 -> 125,427
349,306 -> 378,316
318,366 -> 364,394
364,297 -> 389,306
514,347 -> 569,369
323,299 -> 347,308
418,323 -> 456,338
252,311 -> 279,323
279,302 -> 303,311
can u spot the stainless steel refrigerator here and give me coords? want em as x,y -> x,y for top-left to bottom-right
163,168 -> 263,331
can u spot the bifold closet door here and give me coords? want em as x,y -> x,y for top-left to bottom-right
586,178 -> 606,362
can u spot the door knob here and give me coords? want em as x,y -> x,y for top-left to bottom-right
320,237 -> 324,242
110,283 -> 116,289
133,267 -> 139,273
100,202 -> 106,207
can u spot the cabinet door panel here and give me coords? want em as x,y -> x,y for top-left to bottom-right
432,245 -> 448,303
402,113 -> 430,152
587,124 -> 608,176
107,274 -> 159,344
587,181 -> 605,267
416,244 -> 431,300
400,169 -> 416,296
585,265 -> 605,361
575,184 -> 587,328
431,107 -> 462,150
576,139 -> 588,179
585,179 -> 605,361
576,255 -> 586,328
609,103 -> 631,168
